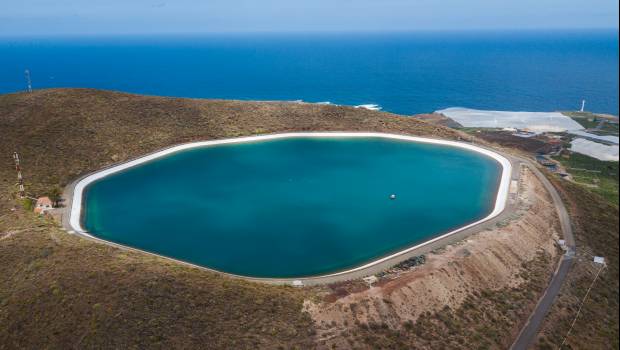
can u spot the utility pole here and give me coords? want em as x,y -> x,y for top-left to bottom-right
13,152 -> 25,198
580,99 -> 586,112
25,69 -> 32,93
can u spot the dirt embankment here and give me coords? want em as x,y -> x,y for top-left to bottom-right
305,168 -> 561,348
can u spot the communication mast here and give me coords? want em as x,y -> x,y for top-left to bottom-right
25,69 -> 32,93
13,152 -> 26,198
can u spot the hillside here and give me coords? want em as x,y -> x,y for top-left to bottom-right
0,89 -> 458,200
0,89 -> 457,349
0,89 -> 617,349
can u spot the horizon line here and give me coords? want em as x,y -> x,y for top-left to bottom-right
1,27 -> 618,39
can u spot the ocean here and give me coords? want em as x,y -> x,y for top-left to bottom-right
0,30 -> 618,115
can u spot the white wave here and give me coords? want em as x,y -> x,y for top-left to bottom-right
355,104 -> 382,111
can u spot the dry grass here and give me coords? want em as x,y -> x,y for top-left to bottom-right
0,88 -> 458,349
0,88 -> 457,200
534,179 -> 619,349
0,210 -> 315,349
0,89 -> 616,349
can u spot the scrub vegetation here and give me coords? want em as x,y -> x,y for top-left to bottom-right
1,89 -> 617,349
0,88 -> 459,348
553,153 -> 619,205
535,177 -> 619,349
0,212 -> 315,349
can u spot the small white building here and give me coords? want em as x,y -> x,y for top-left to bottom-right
558,239 -> 567,250
292,280 -> 304,287
363,275 -> 378,285
34,196 -> 53,215
593,256 -> 605,265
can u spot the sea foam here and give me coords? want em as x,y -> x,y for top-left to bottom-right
355,104 -> 382,111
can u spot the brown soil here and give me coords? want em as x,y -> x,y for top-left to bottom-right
469,131 -> 553,154
411,113 -> 463,128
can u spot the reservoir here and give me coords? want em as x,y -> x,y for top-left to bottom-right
80,135 -> 504,278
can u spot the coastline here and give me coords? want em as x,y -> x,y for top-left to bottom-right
64,131 -> 514,285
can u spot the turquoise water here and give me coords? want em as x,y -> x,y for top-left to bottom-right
83,137 -> 501,277
1,30 -> 618,115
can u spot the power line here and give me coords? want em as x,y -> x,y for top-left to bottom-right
559,262 -> 606,348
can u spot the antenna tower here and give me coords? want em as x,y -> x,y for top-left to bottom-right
25,69 -> 32,93
13,152 -> 26,198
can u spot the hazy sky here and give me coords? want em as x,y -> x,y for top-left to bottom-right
1,0 -> 618,36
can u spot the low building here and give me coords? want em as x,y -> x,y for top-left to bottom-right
34,196 -> 53,215
512,130 -> 537,138
291,280 -> 304,287
558,239 -> 567,250
535,155 -> 558,171
363,275 -> 378,285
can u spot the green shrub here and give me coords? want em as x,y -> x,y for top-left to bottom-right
21,197 -> 35,211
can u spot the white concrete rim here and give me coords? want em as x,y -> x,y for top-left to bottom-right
69,132 -> 512,281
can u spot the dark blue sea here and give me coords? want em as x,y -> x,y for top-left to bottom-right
1,30 -> 618,115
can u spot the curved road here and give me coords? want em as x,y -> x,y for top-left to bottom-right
511,161 -> 576,350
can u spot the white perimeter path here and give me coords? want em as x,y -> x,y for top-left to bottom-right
68,132 -> 512,283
